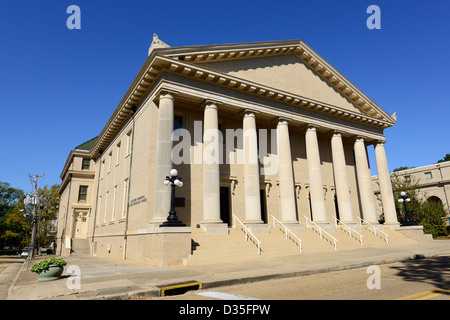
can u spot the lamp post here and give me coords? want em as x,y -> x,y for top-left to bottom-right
398,191 -> 416,226
159,169 -> 186,227
24,192 -> 40,259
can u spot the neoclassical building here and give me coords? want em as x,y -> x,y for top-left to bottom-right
56,36 -> 407,266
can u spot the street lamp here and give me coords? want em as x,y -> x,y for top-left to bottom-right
24,192 -> 40,259
159,169 -> 186,227
398,191 -> 416,226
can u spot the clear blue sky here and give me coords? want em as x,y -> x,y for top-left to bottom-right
0,0 -> 449,193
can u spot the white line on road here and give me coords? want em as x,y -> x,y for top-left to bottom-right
197,291 -> 261,300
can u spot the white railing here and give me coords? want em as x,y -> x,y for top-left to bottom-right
232,214 -> 261,255
358,217 -> 389,244
333,217 -> 363,246
271,215 -> 302,253
304,216 -> 338,251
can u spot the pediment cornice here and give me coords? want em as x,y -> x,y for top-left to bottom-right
90,39 -> 395,159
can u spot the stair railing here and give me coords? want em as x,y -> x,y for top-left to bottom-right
271,215 -> 302,253
358,217 -> 389,244
304,216 -> 338,251
333,217 -> 363,246
232,214 -> 261,255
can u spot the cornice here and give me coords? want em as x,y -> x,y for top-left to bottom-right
89,39 -> 396,159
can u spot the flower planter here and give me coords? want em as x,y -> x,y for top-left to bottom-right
37,265 -> 64,282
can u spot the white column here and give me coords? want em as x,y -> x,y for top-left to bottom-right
277,119 -> 298,224
354,137 -> 378,224
152,91 -> 175,224
330,132 -> 354,224
374,141 -> 399,226
243,110 -> 263,224
305,125 -> 328,224
202,101 -> 224,225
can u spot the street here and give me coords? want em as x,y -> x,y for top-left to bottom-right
155,255 -> 450,300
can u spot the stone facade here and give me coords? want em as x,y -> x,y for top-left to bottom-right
373,161 -> 450,225
56,36 -> 402,266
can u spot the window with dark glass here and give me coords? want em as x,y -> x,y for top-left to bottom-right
78,185 -> 88,201
82,158 -> 90,170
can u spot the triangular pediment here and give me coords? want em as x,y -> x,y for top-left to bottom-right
196,54 -> 365,115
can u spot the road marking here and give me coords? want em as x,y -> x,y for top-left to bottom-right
197,291 -> 260,300
398,285 -> 450,300
414,288 -> 450,300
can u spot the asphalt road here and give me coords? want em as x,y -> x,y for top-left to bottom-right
155,255 -> 450,300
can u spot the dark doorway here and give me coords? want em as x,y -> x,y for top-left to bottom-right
220,187 -> 231,226
260,189 -> 267,223
334,195 -> 340,221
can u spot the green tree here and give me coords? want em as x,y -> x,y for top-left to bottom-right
389,173 -> 448,238
36,184 -> 60,247
0,182 -> 25,249
437,153 -> 450,163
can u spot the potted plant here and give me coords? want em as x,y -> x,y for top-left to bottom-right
31,257 -> 67,282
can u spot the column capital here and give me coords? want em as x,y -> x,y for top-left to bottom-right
374,139 -> 387,146
274,116 -> 290,126
239,108 -> 259,118
155,89 -> 178,101
202,99 -> 222,109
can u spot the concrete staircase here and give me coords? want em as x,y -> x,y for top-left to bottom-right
183,224 -> 417,265
70,238 -> 91,256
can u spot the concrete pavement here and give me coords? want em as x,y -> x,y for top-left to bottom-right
4,240 -> 450,300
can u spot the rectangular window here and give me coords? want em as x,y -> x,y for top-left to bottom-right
111,185 -> 118,221
405,175 -> 411,182
103,191 -> 109,224
78,186 -> 88,202
126,130 -> 132,156
97,196 -> 102,225
101,159 -> 105,179
173,115 -> 183,137
425,172 -> 432,180
121,178 -> 129,219
116,142 -> 121,165
108,152 -> 112,173
82,158 -> 90,170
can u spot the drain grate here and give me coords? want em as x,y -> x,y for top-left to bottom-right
157,280 -> 202,296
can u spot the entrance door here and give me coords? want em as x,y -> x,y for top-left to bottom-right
73,212 -> 88,238
220,187 -> 231,226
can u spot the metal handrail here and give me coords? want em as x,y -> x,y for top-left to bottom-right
358,217 -> 389,244
304,216 -> 338,251
232,214 -> 261,255
333,217 -> 363,246
271,215 -> 302,253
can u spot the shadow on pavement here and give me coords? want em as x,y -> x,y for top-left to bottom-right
389,255 -> 450,294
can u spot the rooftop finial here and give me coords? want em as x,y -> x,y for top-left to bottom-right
148,33 -> 170,56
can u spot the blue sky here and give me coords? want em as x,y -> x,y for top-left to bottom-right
0,0 -> 449,193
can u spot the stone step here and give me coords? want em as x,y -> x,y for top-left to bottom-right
183,224 -> 418,265
71,238 -> 91,256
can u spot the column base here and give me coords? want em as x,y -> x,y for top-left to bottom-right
246,223 -> 270,234
312,222 -> 335,233
281,222 -> 305,234
337,221 -> 361,232
200,222 -> 229,235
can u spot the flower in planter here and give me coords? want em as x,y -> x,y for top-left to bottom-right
31,257 -> 67,274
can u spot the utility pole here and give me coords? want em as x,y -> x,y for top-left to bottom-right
28,174 -> 44,259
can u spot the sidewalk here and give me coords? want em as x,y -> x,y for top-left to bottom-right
6,240 -> 450,300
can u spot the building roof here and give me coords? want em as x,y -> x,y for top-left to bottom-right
89,36 -> 397,159
74,136 -> 98,151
